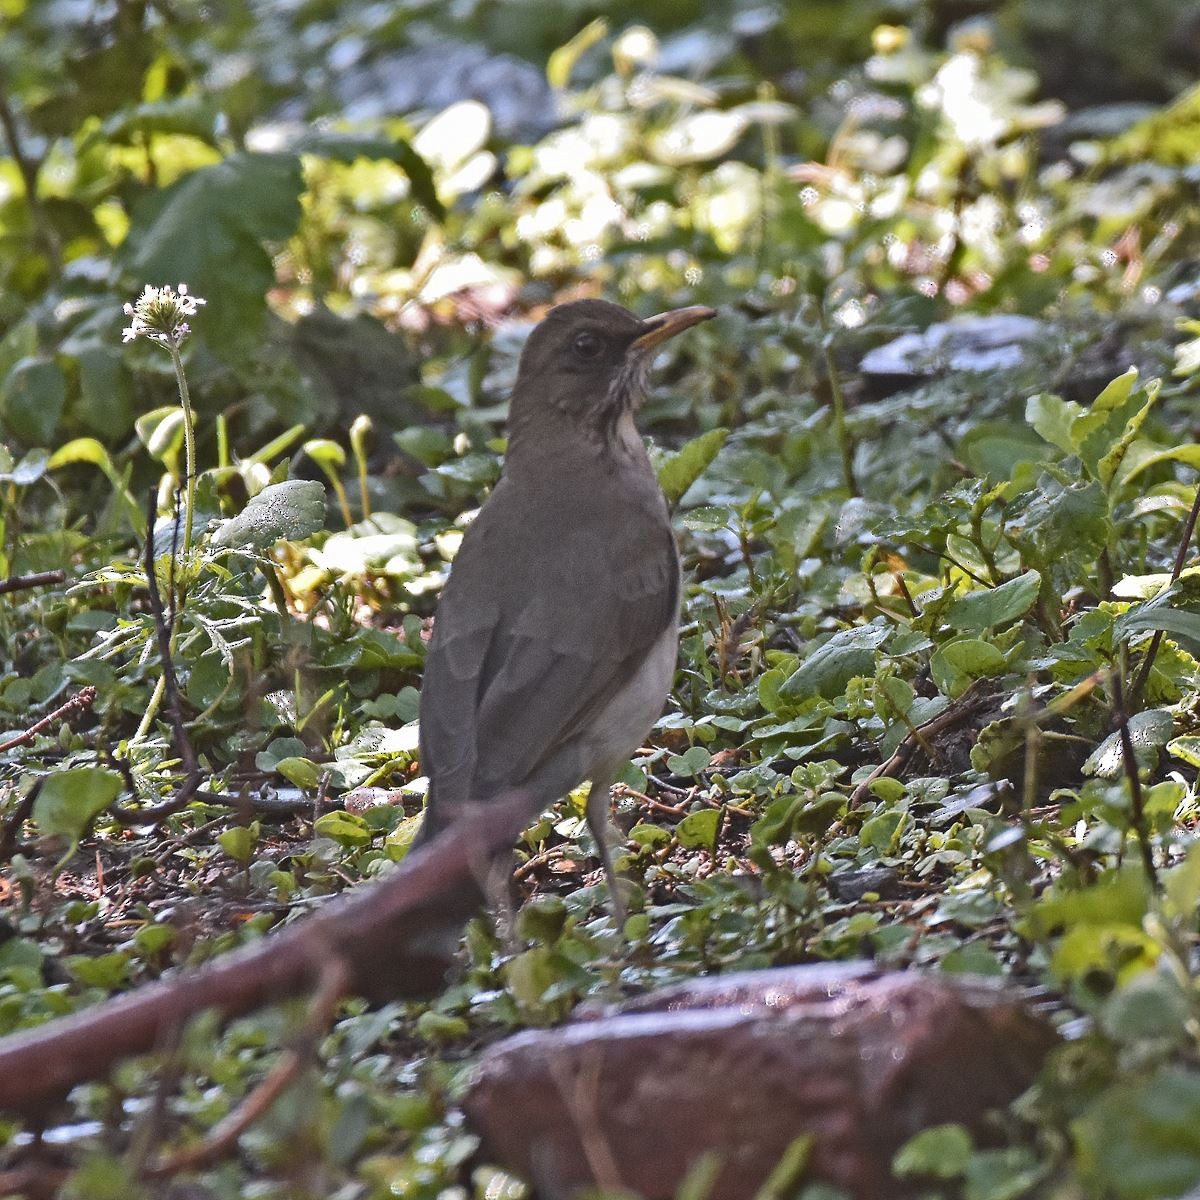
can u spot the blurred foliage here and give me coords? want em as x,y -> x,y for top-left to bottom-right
2,0 -> 1200,1197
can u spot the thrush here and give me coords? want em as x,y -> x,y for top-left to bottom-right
415,298 -> 716,924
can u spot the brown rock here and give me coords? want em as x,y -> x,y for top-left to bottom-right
463,963 -> 1056,1200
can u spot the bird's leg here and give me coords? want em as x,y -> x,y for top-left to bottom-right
484,849 -> 522,953
585,775 -> 628,929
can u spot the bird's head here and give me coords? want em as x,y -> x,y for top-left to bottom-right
508,299 -> 715,444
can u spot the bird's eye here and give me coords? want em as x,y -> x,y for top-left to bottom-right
572,331 -> 603,360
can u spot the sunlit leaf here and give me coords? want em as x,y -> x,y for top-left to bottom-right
781,624 -> 890,701
211,479 -> 326,549
657,428 -> 728,505
946,569 -> 1041,632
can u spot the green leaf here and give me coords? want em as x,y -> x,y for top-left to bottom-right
1116,602 -> 1200,648
959,421 -> 1048,480
1083,709 -> 1174,779
275,757 -> 322,788
75,347 -> 134,439
894,1124 -> 973,1179
0,320 -> 37,386
98,96 -> 219,145
860,807 -> 907,852
793,792 -> 844,836
48,437 -> 113,473
1097,378 -> 1161,488
676,808 -> 720,851
666,746 -> 711,777
255,737 -> 308,772
218,822 -> 260,864
295,133 -> 445,221
32,768 -> 123,842
1107,80 -> 1200,166
1167,735 -> 1200,769
1072,368 -> 1143,479
679,505 -> 731,532
384,813 -> 423,861
657,428 -> 729,506
313,811 -> 373,848
1,356 -> 67,444
124,152 -> 304,350
68,951 -> 131,990
1014,479 -> 1109,564
946,570 -> 1042,632
1100,971 -> 1191,1044
930,638 -> 1007,698
516,895 -> 569,942
1118,441 -> 1200,485
1026,392 -> 1082,456
303,438 -> 347,470
781,624 -> 890,701
136,406 -> 185,463
628,822 -> 672,849
963,1147 -> 1045,1200
415,1010 -> 470,1044
1075,1067 -> 1200,1199
211,479 -> 326,549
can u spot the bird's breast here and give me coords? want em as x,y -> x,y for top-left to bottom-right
582,617 -> 680,778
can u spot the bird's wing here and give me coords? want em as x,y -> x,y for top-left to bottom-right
418,481 -> 678,831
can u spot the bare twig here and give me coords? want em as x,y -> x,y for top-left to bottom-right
110,495 -> 204,827
0,779 -> 40,865
145,956 -> 351,1178
849,682 -> 991,807
1111,667 -> 1159,891
0,687 -> 96,754
0,84 -> 61,273
0,570 -> 66,596
1131,483 -> 1200,703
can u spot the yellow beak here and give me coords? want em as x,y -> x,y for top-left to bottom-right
631,305 -> 717,354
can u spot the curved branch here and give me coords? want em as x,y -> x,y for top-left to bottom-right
0,792 -> 531,1116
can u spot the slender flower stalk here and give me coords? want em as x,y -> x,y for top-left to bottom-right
122,283 -> 206,561
122,283 -> 206,744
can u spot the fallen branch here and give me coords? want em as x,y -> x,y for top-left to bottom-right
0,569 -> 66,596
0,791 -> 530,1116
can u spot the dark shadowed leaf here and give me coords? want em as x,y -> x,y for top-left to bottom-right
124,153 -> 304,350
32,767 -> 122,842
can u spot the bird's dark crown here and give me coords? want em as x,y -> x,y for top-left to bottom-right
509,299 -> 714,443
515,299 -> 646,391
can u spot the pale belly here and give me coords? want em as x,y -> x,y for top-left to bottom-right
581,618 -> 679,780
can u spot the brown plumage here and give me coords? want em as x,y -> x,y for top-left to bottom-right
415,298 -> 715,923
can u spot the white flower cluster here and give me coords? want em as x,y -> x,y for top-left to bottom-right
122,283 -> 207,346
